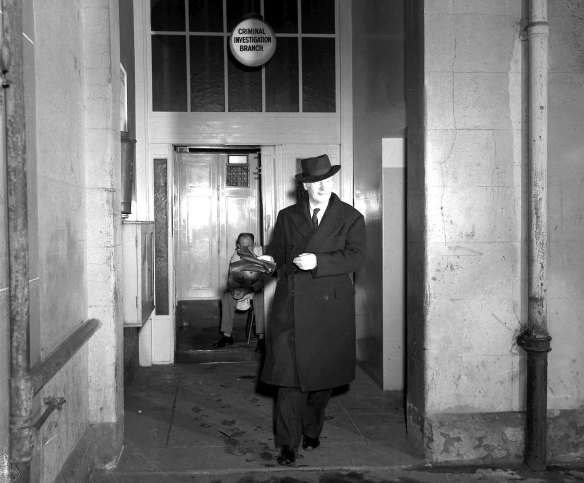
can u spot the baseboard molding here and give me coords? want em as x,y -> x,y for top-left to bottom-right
416,409 -> 584,464
55,421 -> 123,482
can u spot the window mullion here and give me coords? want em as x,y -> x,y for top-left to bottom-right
298,0 -> 303,113
185,1 -> 191,112
223,0 -> 228,112
261,0 -> 266,112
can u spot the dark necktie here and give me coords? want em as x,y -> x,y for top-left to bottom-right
311,208 -> 320,231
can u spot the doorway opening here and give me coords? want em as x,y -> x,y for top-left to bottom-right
172,146 -> 264,362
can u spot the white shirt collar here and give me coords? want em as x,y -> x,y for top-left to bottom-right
308,200 -> 327,224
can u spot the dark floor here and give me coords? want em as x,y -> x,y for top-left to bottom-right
91,358 -> 584,482
176,310 -> 262,363
92,310 -> 584,482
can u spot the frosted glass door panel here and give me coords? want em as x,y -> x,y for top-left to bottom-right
189,0 -> 223,31
265,0 -> 298,33
190,36 -> 225,112
302,38 -> 335,112
150,0 -> 186,31
152,35 -> 187,111
228,57 -> 262,112
265,37 -> 299,112
301,0 -> 335,33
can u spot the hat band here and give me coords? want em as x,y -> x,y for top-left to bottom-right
305,167 -> 330,177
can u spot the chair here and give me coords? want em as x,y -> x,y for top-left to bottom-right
244,299 -> 256,344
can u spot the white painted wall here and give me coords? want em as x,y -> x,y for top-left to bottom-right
382,138 -> 405,390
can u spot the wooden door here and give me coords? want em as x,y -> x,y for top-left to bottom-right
175,151 -> 260,300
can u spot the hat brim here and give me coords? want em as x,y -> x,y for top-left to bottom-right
295,164 -> 341,183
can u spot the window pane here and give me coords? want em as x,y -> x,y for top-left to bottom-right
152,35 -> 187,111
302,38 -> 335,112
226,0 -> 261,32
190,36 -> 225,111
301,0 -> 334,34
228,54 -> 262,112
265,0 -> 297,33
189,0 -> 223,32
151,0 -> 186,31
265,37 -> 298,112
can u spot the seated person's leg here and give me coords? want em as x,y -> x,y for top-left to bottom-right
215,290 -> 236,347
254,293 -> 265,336
253,292 -> 265,353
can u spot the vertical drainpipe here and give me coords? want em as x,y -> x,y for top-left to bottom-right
517,0 -> 551,472
3,0 -> 34,480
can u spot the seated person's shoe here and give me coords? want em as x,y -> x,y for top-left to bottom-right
255,338 -> 265,353
302,435 -> 320,450
277,445 -> 296,465
213,335 -> 233,347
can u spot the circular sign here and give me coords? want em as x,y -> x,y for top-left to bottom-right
230,17 -> 276,67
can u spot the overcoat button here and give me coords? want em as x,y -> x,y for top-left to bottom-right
291,290 -> 295,295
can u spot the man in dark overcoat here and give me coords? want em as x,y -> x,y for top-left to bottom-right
259,154 -> 366,465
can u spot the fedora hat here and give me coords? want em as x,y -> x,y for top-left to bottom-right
295,154 -> 341,183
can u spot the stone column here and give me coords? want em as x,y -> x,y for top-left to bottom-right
407,0 -> 527,463
82,0 -> 124,467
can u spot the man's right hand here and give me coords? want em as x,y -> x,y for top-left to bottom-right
231,287 -> 247,300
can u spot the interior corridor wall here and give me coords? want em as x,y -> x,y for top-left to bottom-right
352,0 -> 406,389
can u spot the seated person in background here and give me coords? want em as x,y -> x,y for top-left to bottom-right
214,233 -> 266,352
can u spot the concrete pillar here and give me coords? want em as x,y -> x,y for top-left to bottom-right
82,0 -> 124,467
406,0 -> 527,463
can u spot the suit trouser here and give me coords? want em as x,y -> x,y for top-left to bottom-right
274,387 -> 333,449
220,290 -> 265,335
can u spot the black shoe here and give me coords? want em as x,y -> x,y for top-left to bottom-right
302,435 -> 320,450
255,338 -> 265,353
277,445 -> 296,465
213,335 -> 233,347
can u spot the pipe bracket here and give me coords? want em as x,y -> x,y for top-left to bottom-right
517,329 -> 552,353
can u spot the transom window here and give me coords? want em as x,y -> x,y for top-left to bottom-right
150,0 -> 336,113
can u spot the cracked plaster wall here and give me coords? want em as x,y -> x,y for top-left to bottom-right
28,0 -> 90,481
423,0 -> 526,417
417,0 -> 584,463
546,0 -> 584,414
82,0 -> 124,466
